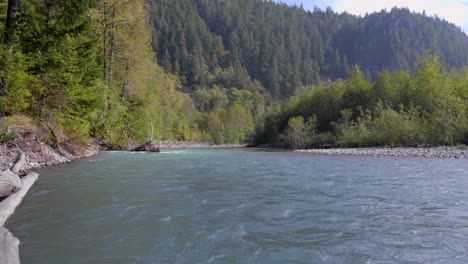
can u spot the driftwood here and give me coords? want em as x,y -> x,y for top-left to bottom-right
0,172 -> 38,226
10,153 -> 25,175
0,227 -> 20,264
132,140 -> 160,152
0,156 -> 38,264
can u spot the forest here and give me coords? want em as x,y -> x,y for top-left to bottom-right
151,0 -> 468,96
0,0 -> 467,148
0,0 -> 200,146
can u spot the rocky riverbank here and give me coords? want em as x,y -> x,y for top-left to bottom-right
98,139 -> 247,151
159,141 -> 247,149
295,147 -> 467,159
0,129 -> 99,172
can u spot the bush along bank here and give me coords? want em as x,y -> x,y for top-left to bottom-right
254,57 -> 468,149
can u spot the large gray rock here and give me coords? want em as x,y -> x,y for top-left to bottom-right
0,170 -> 22,198
0,227 -> 20,264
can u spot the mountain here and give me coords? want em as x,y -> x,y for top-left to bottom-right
148,0 -> 468,97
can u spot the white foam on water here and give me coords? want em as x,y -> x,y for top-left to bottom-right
236,203 -> 245,209
207,227 -> 230,241
207,254 -> 225,263
240,224 -> 247,237
160,151 -> 186,154
232,224 -> 247,240
283,209 -> 292,218
248,249 -> 262,263
160,216 -> 172,222
87,159 -> 104,162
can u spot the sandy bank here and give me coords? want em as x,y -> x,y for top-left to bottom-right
295,147 -> 467,159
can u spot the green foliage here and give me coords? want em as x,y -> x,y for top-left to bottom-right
0,128 -> 15,143
336,105 -> 426,147
223,103 -> 255,143
0,0 -> 213,145
256,57 -> 468,148
279,116 -> 317,149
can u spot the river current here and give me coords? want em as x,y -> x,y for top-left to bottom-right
7,149 -> 468,263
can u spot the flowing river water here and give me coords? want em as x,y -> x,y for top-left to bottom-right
6,149 -> 468,263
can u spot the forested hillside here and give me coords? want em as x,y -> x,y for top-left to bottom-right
149,0 -> 468,97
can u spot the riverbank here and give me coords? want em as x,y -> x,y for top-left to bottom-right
295,147 -> 467,159
159,141 -> 247,149
0,129 -> 99,264
1,130 -> 99,173
99,139 -> 248,151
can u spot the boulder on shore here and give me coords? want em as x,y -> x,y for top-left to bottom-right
0,170 -> 22,198
132,140 -> 160,152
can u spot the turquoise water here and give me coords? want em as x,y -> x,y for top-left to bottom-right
6,149 -> 468,263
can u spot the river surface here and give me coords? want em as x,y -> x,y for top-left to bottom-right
6,149 -> 468,263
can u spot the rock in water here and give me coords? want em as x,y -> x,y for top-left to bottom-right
0,170 -> 23,198
132,140 -> 160,153
0,227 -> 20,264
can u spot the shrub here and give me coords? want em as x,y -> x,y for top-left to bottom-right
310,132 -> 337,148
280,116 -> 317,149
0,128 -> 15,143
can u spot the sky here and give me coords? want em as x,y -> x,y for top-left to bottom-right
275,0 -> 468,33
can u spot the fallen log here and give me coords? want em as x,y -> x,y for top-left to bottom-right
0,172 -> 38,226
10,154 -> 25,175
0,227 -> 20,264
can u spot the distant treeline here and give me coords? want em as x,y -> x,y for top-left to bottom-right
254,57 -> 468,148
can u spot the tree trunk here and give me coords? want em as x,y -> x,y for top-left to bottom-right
145,113 -> 154,142
102,0 -> 108,82
4,0 -> 20,48
120,61 -> 129,101
1,0 -> 20,96
108,6 -> 116,84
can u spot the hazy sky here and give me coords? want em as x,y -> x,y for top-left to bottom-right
275,0 -> 468,33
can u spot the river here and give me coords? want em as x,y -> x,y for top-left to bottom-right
6,149 -> 468,263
